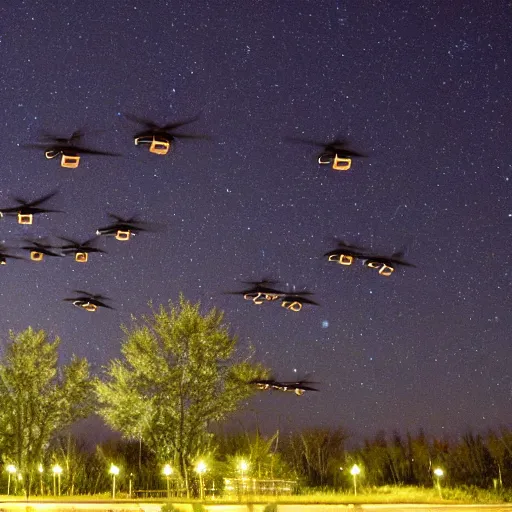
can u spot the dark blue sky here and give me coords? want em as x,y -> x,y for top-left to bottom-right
1,0 -> 511,443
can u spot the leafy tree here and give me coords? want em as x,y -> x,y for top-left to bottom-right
0,327 -> 93,496
95,297 -> 267,497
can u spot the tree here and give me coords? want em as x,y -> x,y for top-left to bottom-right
0,327 -> 93,496
95,296 -> 267,496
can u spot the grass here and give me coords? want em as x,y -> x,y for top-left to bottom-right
2,486 -> 511,505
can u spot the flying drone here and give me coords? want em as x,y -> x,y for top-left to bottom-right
21,239 -> 63,262
280,291 -> 319,312
0,244 -> 24,265
289,136 -> 366,171
0,192 -> 61,225
363,250 -> 415,277
325,239 -> 368,266
325,240 -> 415,277
23,130 -> 120,169
96,214 -> 151,241
58,237 -> 106,263
63,291 -> 114,312
250,378 -> 319,396
226,280 -> 285,305
125,113 -> 208,155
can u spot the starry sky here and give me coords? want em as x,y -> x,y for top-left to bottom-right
1,0 -> 511,444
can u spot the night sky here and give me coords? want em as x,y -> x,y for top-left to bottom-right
1,1 -> 511,444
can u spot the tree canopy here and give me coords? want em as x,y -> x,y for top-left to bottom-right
95,296 -> 267,495
0,327 -> 93,495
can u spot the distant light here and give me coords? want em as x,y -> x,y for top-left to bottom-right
52,464 -> 63,475
6,465 -> 16,474
109,464 -> 120,476
434,468 -> 444,477
239,460 -> 248,471
196,461 -> 207,474
350,464 -> 361,475
322,320 -> 329,328
163,464 -> 173,476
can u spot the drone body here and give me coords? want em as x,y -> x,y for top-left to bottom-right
96,214 -> 149,241
227,281 -> 285,305
127,114 -> 206,156
21,240 -> 63,262
280,292 -> 319,312
288,136 -> 366,172
250,378 -> 319,396
64,291 -> 114,312
59,237 -> 105,262
24,131 -> 120,169
0,192 -> 61,225
363,251 -> 415,277
325,240 -> 368,267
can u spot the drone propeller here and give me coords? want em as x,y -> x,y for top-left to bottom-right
71,290 -> 111,301
287,136 -> 367,157
12,191 -> 59,208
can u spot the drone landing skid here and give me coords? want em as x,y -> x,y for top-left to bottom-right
18,213 -> 33,225
282,301 -> 303,312
44,150 -> 80,168
366,261 -> 394,277
115,230 -> 131,241
135,136 -> 171,155
328,254 -> 354,265
75,252 -> 88,263
318,153 -> 352,171
61,154 -> 80,168
30,251 -> 43,262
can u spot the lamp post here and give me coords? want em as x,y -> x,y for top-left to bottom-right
433,468 -> 444,497
52,465 -> 62,496
350,464 -> 361,496
239,460 -> 248,495
38,464 -> 44,496
110,464 -> 120,499
163,464 -> 173,498
195,461 -> 206,500
6,465 -> 16,496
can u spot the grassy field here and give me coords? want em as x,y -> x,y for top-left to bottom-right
2,486 -> 510,505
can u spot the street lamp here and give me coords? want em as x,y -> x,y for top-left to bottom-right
239,460 -> 248,495
163,464 -> 173,498
109,464 -> 120,499
433,467 -> 444,497
52,464 -> 62,496
6,465 -> 16,496
350,464 -> 361,496
195,461 -> 206,500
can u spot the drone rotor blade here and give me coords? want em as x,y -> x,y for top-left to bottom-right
26,191 -> 58,207
161,114 -> 201,131
123,113 -> 159,129
75,148 -> 121,157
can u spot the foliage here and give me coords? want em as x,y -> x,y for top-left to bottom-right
95,296 -> 267,496
0,327 -> 93,496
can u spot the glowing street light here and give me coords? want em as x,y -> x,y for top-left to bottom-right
163,464 -> 173,498
109,464 -> 120,499
350,464 -> 361,496
6,465 -> 16,496
239,460 -> 248,479
195,461 -> 207,500
433,467 -> 444,497
52,464 -> 63,496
